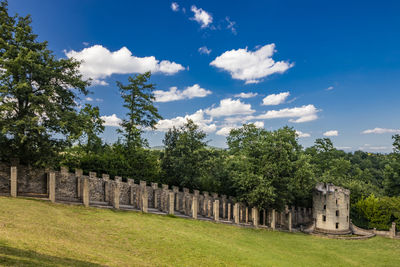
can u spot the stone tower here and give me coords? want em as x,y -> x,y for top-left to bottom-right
313,183 -> 351,234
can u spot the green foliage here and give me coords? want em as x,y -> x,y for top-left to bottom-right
393,134 -> 400,154
60,143 -> 160,181
116,71 -> 162,148
0,1 -> 97,166
354,194 -> 400,230
227,124 -> 315,210
161,120 -> 214,191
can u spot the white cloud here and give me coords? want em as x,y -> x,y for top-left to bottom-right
216,126 -> 235,136
296,130 -> 311,138
65,45 -> 185,85
85,97 -> 93,101
90,79 -> 109,86
234,92 -> 258,98
362,128 -> 400,134
257,104 -> 319,123
154,84 -> 211,103
171,2 -> 179,11
359,144 -> 389,151
326,86 -> 334,91
206,98 -> 255,117
253,121 -> 264,128
323,130 -> 339,137
101,114 -> 122,127
336,146 -> 352,150
216,120 -> 264,136
82,42 -> 89,46
225,17 -> 237,35
191,5 -> 213,28
210,44 -> 293,84
156,109 -> 216,133
198,46 -> 212,55
262,92 -> 290,106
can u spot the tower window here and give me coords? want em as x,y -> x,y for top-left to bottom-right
347,216 -> 348,222
336,223 -> 339,229
336,199 -> 338,205
323,215 -> 326,222
323,205 -> 326,210
336,210 -> 339,216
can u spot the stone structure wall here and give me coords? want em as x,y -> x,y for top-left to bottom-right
0,163 -> 10,194
16,165 -> 47,196
313,183 -> 350,234
56,169 -> 79,202
1,163 -> 315,232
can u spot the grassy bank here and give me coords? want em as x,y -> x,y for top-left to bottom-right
0,197 -> 399,266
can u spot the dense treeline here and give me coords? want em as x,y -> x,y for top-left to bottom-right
0,1 -> 399,230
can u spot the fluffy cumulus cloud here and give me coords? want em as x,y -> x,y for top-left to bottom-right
323,130 -> 339,137
234,92 -> 258,98
257,104 -> 319,123
205,98 -> 255,117
171,2 -> 179,11
216,121 -> 264,136
191,5 -> 213,28
198,46 -> 212,55
156,109 -> 216,133
65,45 -> 185,86
101,114 -> 122,127
216,126 -> 235,136
262,92 -> 290,106
362,128 -> 400,134
296,130 -> 311,138
210,44 -> 293,84
154,84 -> 211,102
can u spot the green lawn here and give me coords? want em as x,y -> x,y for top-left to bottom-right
0,197 -> 399,266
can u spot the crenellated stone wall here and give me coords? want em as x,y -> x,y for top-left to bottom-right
0,163 -> 318,232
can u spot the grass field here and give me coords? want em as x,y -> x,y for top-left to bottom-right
0,197 -> 399,266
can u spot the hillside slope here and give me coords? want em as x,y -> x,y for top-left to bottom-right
0,197 -> 399,266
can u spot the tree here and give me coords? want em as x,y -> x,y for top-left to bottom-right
0,1 -> 93,165
227,124 -> 314,210
393,134 -> 400,154
117,72 -> 162,147
161,119 -> 209,189
75,104 -> 104,154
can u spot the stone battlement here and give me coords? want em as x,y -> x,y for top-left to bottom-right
314,182 -> 350,196
0,162 -> 314,231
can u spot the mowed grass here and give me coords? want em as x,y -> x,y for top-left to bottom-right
0,197 -> 399,267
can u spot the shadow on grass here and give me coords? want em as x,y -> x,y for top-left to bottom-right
0,244 -> 104,267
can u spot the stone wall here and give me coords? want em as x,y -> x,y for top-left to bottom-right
2,163 -> 314,232
17,165 -> 47,196
0,163 -> 10,194
56,170 -> 79,202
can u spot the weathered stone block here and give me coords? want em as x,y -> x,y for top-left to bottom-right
192,196 -> 198,219
214,200 -> 219,221
48,172 -> 56,203
168,191 -> 174,215
10,166 -> 17,197
82,177 -> 89,207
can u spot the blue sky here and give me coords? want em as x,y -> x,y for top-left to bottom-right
9,0 -> 400,152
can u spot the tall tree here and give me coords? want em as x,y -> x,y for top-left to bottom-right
0,1 -> 94,165
227,124 -> 315,210
75,104 -> 105,154
117,72 -> 162,147
161,119 -> 208,189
